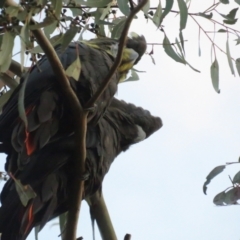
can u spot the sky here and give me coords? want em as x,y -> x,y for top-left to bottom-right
2,1 -> 240,240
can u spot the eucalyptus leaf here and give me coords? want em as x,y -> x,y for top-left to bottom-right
210,59 -> 220,93
6,6 -> 20,17
124,70 -> 140,82
236,58 -> 240,76
117,0 -> 130,16
198,12 -> 213,19
153,2 -> 162,27
233,171 -> 240,184
61,26 -> 80,52
223,19 -> 238,25
223,188 -> 240,205
220,0 -> 229,3
59,212 -> 68,234
142,0 -> 150,15
51,0 -> 62,19
44,20 -> 58,38
203,165 -> 225,194
18,72 -> 29,128
31,33 -> 64,54
177,0 -> 188,30
163,34 -> 185,64
213,191 -> 226,206
111,18 -> 127,39
75,0 -> 112,7
65,56 -> 81,81
29,16 -> 56,30
218,29 -> 227,32
235,36 -> 240,45
158,0 -> 174,26
34,226 -> 40,240
226,39 -> 235,75
0,31 -> 15,73
14,178 -> 37,207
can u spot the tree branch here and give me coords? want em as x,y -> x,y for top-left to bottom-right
88,191 -> 117,240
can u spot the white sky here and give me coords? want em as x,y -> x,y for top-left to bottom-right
2,1 -> 240,240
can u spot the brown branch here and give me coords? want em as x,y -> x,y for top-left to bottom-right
85,0 -> 148,109
87,191 -> 117,240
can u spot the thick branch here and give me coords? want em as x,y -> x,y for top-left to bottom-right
88,192 -> 117,240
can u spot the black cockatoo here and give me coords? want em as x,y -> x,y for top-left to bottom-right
0,34 -> 146,146
0,97 -> 162,240
0,35 -> 149,239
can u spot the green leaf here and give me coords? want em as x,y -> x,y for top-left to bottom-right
59,212 -> 68,234
0,31 -> 15,73
158,0 -> 174,26
17,9 -> 28,21
44,19 -> 57,38
213,191 -> 226,206
149,54 -> 156,65
29,16 -> 56,30
179,31 -> 185,53
177,0 -> 188,30
0,73 -> 18,89
123,70 -> 140,82
198,12 -> 213,19
51,0 -> 62,19
13,177 -> 37,207
233,171 -> 240,184
223,188 -> 240,205
235,36 -> 240,45
69,3 -> 82,16
153,2 -> 162,27
220,0 -> 229,3
223,19 -> 238,25
18,72 -> 29,128
236,58 -> 240,76
111,17 -> 127,39
226,8 -> 238,20
20,22 -> 30,72
6,6 -> 20,17
235,0 -> 240,5
218,29 -> 227,32
142,0 -> 150,15
203,165 -> 225,194
75,0 -> 112,7
31,33 -> 64,54
185,60 -> 200,73
65,56 -> 81,81
0,89 -> 14,112
34,226 -> 40,240
117,0 -> 130,16
226,39 -> 235,76
163,34 -> 185,64
61,26 -> 80,52
210,58 -> 220,93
